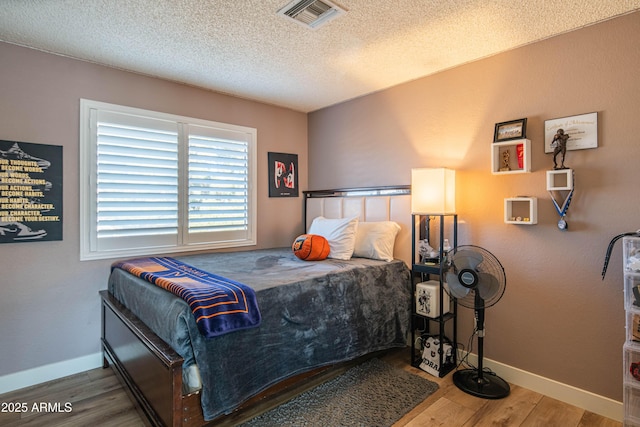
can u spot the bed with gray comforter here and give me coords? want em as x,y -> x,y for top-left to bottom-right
108,247 -> 411,421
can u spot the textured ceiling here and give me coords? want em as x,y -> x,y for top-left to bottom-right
1,1 -> 639,112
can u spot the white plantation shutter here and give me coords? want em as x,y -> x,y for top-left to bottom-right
95,111 -> 179,251
186,125 -> 253,244
80,100 -> 256,260
188,130 -> 247,232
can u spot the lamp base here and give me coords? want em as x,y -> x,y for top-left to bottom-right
452,369 -> 510,399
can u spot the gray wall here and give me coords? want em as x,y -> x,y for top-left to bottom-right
308,12 -> 640,401
0,42 -> 308,380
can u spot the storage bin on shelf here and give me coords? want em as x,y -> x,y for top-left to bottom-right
415,280 -> 450,318
624,342 -> 640,384
625,274 -> 640,312
624,238 -> 640,274
627,308 -> 640,343
625,380 -> 640,425
624,236 -> 640,423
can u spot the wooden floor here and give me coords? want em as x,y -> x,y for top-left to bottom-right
0,349 -> 622,427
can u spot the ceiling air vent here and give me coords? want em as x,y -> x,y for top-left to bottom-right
277,0 -> 346,29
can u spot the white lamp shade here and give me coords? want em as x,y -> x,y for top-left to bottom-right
411,168 -> 456,214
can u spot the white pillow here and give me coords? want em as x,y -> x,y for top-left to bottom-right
308,216 -> 359,260
353,221 -> 401,262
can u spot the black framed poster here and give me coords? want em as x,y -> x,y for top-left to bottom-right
268,152 -> 298,197
0,140 -> 63,243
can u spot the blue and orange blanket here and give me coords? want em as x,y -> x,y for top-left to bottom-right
112,256 -> 261,338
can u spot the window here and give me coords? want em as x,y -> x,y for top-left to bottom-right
80,99 -> 256,260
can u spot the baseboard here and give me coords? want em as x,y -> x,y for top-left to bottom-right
0,350 -> 625,422
461,352 -> 623,422
0,352 -> 103,395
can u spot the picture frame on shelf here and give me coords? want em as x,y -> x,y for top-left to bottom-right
493,118 -> 527,142
544,112 -> 598,153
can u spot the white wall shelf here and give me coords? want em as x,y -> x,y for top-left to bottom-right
491,139 -> 531,174
546,169 -> 574,191
504,197 -> 537,224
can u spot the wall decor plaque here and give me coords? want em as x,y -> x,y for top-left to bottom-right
544,112 -> 598,153
268,152 -> 298,197
0,140 -> 63,243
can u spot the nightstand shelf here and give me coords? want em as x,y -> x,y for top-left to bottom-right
410,214 -> 458,377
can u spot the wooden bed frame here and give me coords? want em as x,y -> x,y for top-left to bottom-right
100,186 -> 412,426
101,290 -> 354,426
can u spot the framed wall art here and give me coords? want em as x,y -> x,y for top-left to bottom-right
0,140 -> 63,243
544,112 -> 598,153
268,152 -> 298,197
494,118 -> 527,142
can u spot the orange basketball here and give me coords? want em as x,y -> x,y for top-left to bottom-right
292,234 -> 330,261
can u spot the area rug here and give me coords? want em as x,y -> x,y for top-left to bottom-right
240,358 -> 438,427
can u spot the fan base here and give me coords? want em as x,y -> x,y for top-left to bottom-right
453,369 -> 510,399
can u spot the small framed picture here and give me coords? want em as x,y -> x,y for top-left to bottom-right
268,152 -> 298,197
494,118 -> 527,142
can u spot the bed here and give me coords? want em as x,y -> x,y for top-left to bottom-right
100,186 -> 413,426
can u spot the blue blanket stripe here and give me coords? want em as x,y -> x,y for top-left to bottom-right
112,256 -> 261,337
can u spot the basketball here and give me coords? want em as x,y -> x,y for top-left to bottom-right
292,234 -> 330,261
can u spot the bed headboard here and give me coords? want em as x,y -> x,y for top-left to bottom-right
304,186 -> 412,266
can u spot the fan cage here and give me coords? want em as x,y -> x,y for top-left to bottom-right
445,245 -> 506,309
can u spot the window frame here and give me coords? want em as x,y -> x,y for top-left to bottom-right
79,99 -> 257,261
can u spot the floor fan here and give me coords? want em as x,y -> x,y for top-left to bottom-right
445,245 -> 510,399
